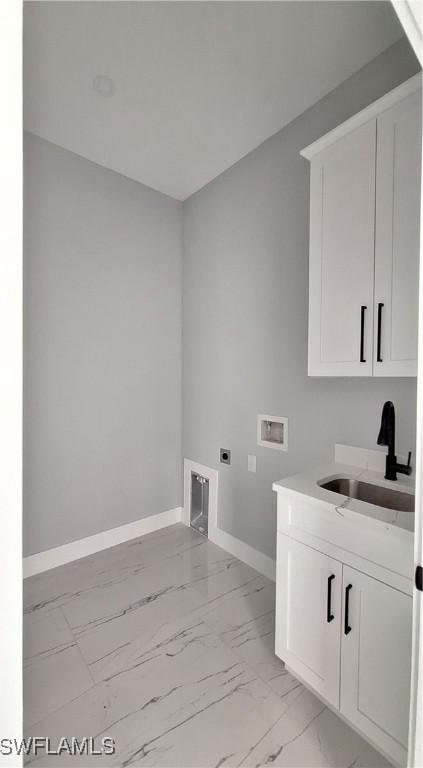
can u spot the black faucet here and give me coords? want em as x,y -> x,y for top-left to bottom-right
377,401 -> 412,481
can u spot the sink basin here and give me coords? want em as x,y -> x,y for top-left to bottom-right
319,476 -> 414,513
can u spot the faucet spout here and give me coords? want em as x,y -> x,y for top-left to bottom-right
377,401 -> 395,458
377,401 -> 412,481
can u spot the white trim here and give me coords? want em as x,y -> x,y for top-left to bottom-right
399,4 -> 423,765
23,507 -> 182,579
396,9 -> 423,768
210,526 -> 276,582
300,73 -> 422,160
393,7 -> 423,767
0,0 -> 22,761
392,1 -> 423,66
183,458 -> 218,537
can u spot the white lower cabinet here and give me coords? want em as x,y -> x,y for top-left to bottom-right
340,566 -> 412,767
276,535 -> 342,707
275,534 -> 412,766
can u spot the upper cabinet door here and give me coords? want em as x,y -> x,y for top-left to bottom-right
373,90 -> 422,377
308,120 -> 376,376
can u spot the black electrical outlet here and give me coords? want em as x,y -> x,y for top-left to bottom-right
220,449 -> 231,465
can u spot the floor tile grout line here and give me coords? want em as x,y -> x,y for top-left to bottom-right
23,528 -> 391,768
236,688 -> 322,767
59,605 -> 98,687
22,524 -> 200,602
215,623 -> 303,704
223,631 -> 301,693
23,678 -> 100,734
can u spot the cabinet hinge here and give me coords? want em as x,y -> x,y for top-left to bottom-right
416,565 -> 423,592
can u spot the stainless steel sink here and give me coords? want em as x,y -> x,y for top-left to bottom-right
319,476 -> 414,513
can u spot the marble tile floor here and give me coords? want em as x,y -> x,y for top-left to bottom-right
23,523 -> 393,768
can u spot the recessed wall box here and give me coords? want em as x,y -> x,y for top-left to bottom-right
257,415 -> 288,451
190,473 -> 209,537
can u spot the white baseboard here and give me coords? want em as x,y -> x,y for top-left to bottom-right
24,498 -> 275,584
209,526 -> 276,582
23,506 -> 182,579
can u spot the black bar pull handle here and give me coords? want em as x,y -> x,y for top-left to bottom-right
344,584 -> 352,635
377,303 -> 384,362
360,306 -> 367,363
327,574 -> 335,623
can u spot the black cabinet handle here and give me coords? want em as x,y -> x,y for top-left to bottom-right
377,303 -> 384,362
327,574 -> 335,623
344,584 -> 352,635
360,306 -> 367,363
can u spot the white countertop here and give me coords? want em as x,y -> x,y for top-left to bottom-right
272,460 -> 415,533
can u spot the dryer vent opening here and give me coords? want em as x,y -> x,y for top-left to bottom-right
190,473 -> 209,537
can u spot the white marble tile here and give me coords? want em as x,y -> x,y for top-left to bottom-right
23,607 -> 74,668
218,610 -> 300,698
59,536 -> 253,681
25,615 -> 287,767
50,532 -> 235,644
189,555 -> 261,601
78,589 -> 207,681
23,526 -> 211,617
76,585 -> 205,682
24,642 -> 93,728
23,524 -> 393,768
240,687 -> 392,768
194,573 -> 277,637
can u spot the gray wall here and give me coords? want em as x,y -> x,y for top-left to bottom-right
182,39 -> 420,560
24,133 -> 182,556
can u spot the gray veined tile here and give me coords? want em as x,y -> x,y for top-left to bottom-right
60,541 -> 248,681
125,525 -> 232,576
23,524 -> 393,768
59,532 -> 241,644
24,614 -> 287,768
23,605 -> 93,728
24,642 -> 93,729
308,708 -> 394,768
23,681 -> 112,767
239,687 -> 328,767
218,611 -> 301,698
194,573 -> 277,637
239,687 -> 393,768
189,553 -> 263,602
102,616 -> 287,767
23,607 -> 75,668
94,613 -> 222,683
23,525 -> 203,617
70,583 -> 206,682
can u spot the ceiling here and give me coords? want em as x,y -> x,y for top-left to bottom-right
23,1 -> 404,201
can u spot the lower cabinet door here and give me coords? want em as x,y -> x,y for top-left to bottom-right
275,534 -> 342,708
340,566 -> 412,766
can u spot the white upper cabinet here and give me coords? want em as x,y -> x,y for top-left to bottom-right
308,121 -> 376,376
374,90 -> 422,376
302,75 -> 421,377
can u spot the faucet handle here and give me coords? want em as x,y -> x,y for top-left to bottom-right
396,450 -> 412,477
